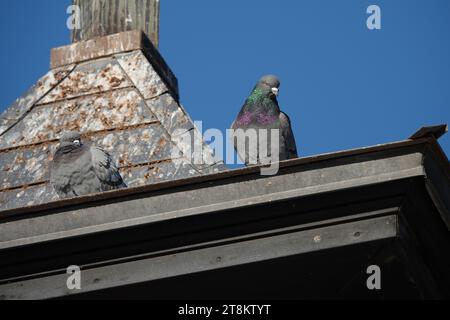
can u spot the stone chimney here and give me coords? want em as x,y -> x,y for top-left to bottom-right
0,1 -> 224,211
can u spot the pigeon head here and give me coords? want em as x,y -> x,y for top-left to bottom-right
60,131 -> 82,148
257,75 -> 280,97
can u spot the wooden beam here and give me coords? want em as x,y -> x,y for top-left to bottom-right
0,215 -> 398,300
72,0 -> 160,47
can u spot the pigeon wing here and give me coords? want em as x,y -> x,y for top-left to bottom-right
231,120 -> 259,166
279,112 -> 298,160
90,146 -> 127,188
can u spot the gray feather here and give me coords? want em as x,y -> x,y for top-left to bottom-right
279,112 -> 298,160
50,133 -> 127,198
90,146 -> 127,189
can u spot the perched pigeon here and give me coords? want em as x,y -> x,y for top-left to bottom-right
50,132 -> 127,198
232,75 -> 298,165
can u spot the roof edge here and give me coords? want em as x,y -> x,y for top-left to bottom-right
0,137 -> 438,220
410,124 -> 448,140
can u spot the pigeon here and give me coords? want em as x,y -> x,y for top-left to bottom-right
50,131 -> 127,198
232,75 -> 298,165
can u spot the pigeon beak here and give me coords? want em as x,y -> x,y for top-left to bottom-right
73,140 -> 81,146
271,87 -> 279,96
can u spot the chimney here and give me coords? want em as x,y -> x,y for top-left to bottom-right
0,0 -> 224,212
51,0 -> 177,98
72,0 -> 160,48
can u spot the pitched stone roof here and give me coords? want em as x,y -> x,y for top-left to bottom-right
0,31 -> 225,211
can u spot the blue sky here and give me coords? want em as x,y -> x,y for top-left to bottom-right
0,0 -> 449,158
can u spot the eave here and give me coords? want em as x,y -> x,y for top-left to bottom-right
0,133 -> 449,299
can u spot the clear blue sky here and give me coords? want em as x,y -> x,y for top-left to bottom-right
0,0 -> 449,158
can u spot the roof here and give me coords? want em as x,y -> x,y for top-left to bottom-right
0,31 -> 225,212
0,131 -> 449,237
0,132 -> 449,299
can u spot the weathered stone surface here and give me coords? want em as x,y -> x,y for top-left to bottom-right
0,65 -> 75,136
92,125 -> 181,167
145,93 -> 194,137
0,88 -> 156,149
51,30 -> 144,69
51,31 -> 179,97
122,159 -> 200,187
140,37 -> 179,100
117,51 -> 169,100
40,58 -> 132,104
0,184 -> 58,211
196,162 -> 228,175
72,0 -> 160,47
0,144 -> 54,190
116,44 -> 179,100
0,124 -> 179,190
143,94 -> 223,172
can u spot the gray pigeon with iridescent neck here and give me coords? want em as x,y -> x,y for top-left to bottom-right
232,75 -> 298,165
50,132 -> 127,198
